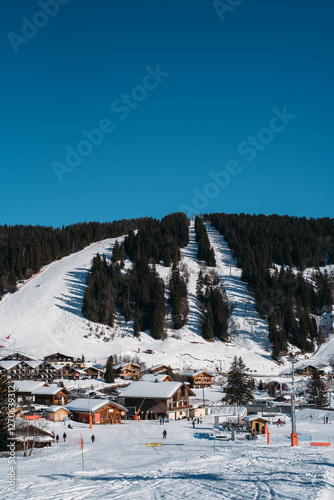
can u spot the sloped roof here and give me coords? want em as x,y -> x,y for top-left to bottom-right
32,385 -> 69,395
14,380 -> 48,393
140,374 -> 171,382
119,381 -> 187,399
0,360 -> 20,370
243,415 -> 268,422
45,405 -> 69,413
114,363 -> 140,370
65,398 -> 127,413
184,371 -> 214,377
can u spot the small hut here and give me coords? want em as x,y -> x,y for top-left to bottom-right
243,415 -> 268,433
45,406 -> 70,422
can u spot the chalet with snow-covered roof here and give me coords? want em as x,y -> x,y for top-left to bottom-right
83,366 -> 105,379
53,364 -> 87,380
65,398 -> 127,425
13,380 -> 49,401
114,363 -> 141,380
44,352 -> 76,366
140,373 -> 173,382
119,381 -> 195,420
0,359 -> 59,382
0,352 -> 35,362
31,385 -> 71,406
149,364 -> 169,375
45,406 -> 70,422
184,371 -> 214,389
295,365 -> 325,376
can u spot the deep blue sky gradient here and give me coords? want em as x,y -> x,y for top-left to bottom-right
0,0 -> 333,226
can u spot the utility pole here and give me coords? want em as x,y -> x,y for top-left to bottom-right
289,354 -> 298,446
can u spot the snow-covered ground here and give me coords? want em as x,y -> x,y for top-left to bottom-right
0,219 -> 333,375
1,410 -> 334,499
0,221 -> 280,374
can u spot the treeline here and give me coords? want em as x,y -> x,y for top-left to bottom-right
196,269 -> 229,341
83,213 -> 189,338
124,213 -> 189,266
195,217 -> 216,266
82,255 -> 165,339
207,213 -> 334,358
0,219 -> 140,299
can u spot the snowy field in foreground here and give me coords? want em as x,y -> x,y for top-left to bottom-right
1,410 -> 334,499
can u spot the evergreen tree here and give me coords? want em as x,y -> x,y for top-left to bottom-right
224,356 -> 254,406
201,303 -> 214,341
104,356 -> 115,383
0,374 -> 10,451
306,369 -> 328,406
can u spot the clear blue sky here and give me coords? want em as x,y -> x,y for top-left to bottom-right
0,0 -> 333,226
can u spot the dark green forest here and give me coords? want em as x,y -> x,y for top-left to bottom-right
206,213 -> 334,359
0,219 -> 140,299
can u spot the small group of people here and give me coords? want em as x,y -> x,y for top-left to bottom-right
246,431 -> 257,441
192,417 -> 203,428
159,416 -> 169,425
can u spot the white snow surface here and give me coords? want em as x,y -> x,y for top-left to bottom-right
0,220 -> 333,375
1,411 -> 334,499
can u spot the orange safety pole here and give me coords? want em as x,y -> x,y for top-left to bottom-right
89,414 -> 93,430
291,433 -> 298,446
267,433 -> 270,444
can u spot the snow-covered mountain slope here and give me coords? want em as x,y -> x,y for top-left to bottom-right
205,222 -> 270,352
0,221 -> 281,374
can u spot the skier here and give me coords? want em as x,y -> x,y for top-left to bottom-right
162,429 -> 167,440
63,432 -> 67,442
56,434 -> 59,443
91,434 -> 95,443
192,420 -> 195,428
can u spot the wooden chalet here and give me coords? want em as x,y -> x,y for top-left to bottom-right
0,352 -> 35,362
295,365 -> 324,376
31,385 -> 71,406
44,352 -> 76,366
184,371 -> 214,389
14,381 -> 49,402
53,364 -> 86,380
114,363 -> 141,380
119,381 -> 195,420
45,405 -> 70,422
83,366 -> 105,379
0,360 -> 59,383
65,398 -> 127,425
149,364 -> 169,375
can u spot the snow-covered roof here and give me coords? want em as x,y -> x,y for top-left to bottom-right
184,371 -> 214,377
14,380 -> 48,393
243,415 -> 268,422
25,360 -> 44,369
140,374 -> 170,382
65,398 -> 127,413
114,363 -> 140,370
150,364 -> 168,371
0,360 -> 20,370
45,405 -> 69,413
32,385 -> 68,395
119,381 -> 183,399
